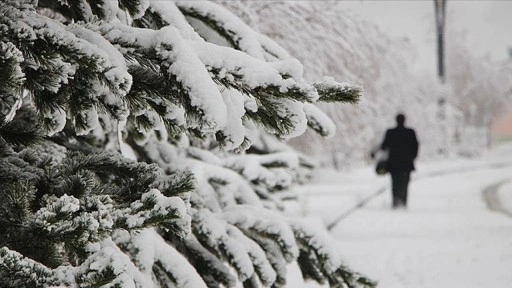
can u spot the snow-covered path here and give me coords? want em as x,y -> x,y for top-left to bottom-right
295,145 -> 512,288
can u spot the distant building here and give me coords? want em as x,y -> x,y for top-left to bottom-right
491,105 -> 512,143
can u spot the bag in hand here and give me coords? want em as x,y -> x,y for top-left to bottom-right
375,159 -> 388,175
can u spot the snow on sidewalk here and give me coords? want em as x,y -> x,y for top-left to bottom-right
293,145 -> 512,288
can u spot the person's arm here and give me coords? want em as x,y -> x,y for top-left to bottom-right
411,130 -> 419,159
370,131 -> 389,159
381,130 -> 391,151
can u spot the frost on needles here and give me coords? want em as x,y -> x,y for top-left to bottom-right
0,0 -> 372,287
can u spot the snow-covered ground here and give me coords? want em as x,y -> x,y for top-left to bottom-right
290,143 -> 512,288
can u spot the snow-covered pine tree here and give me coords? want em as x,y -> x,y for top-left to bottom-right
0,1 -> 374,287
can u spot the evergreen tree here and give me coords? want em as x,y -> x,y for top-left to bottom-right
0,0 -> 373,287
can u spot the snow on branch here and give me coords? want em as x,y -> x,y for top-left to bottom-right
0,41 -> 25,121
146,0 -> 203,41
303,103 -> 337,138
74,239 -> 146,288
0,247 -> 71,288
96,21 -> 228,133
314,76 -> 362,104
290,218 -> 377,288
176,0 -> 291,61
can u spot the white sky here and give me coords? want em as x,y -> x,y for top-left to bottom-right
339,0 -> 512,74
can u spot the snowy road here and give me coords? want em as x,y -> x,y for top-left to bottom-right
295,145 -> 512,288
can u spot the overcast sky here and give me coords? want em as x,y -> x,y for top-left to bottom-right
339,0 -> 512,74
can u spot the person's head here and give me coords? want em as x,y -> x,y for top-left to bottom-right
396,113 -> 405,126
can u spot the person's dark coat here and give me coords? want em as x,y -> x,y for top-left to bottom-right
381,125 -> 419,172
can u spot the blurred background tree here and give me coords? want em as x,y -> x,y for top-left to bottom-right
219,0 -> 512,167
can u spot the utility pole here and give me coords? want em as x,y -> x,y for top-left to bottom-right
434,0 -> 447,83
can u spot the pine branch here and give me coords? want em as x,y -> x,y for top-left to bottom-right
211,67 -> 313,103
0,181 -> 35,228
177,5 -> 239,50
244,232 -> 288,287
155,170 -> 196,197
118,0 -> 150,20
126,64 -> 175,112
57,152 -> 163,204
0,109 -> 44,148
74,246 -> 134,288
166,232 -> 238,288
244,98 -> 295,138
291,221 -> 377,288
313,79 -> 362,104
133,5 -> 167,29
0,247 -> 68,288
63,152 -> 160,181
0,41 -> 25,116
209,67 -> 313,137
126,64 -> 186,137
115,189 -> 190,236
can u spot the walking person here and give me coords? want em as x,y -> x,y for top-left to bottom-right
376,113 -> 419,209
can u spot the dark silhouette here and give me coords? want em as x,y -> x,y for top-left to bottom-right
378,114 -> 419,208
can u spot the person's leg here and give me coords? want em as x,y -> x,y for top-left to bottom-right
399,172 -> 411,207
402,172 -> 411,206
390,172 -> 400,208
